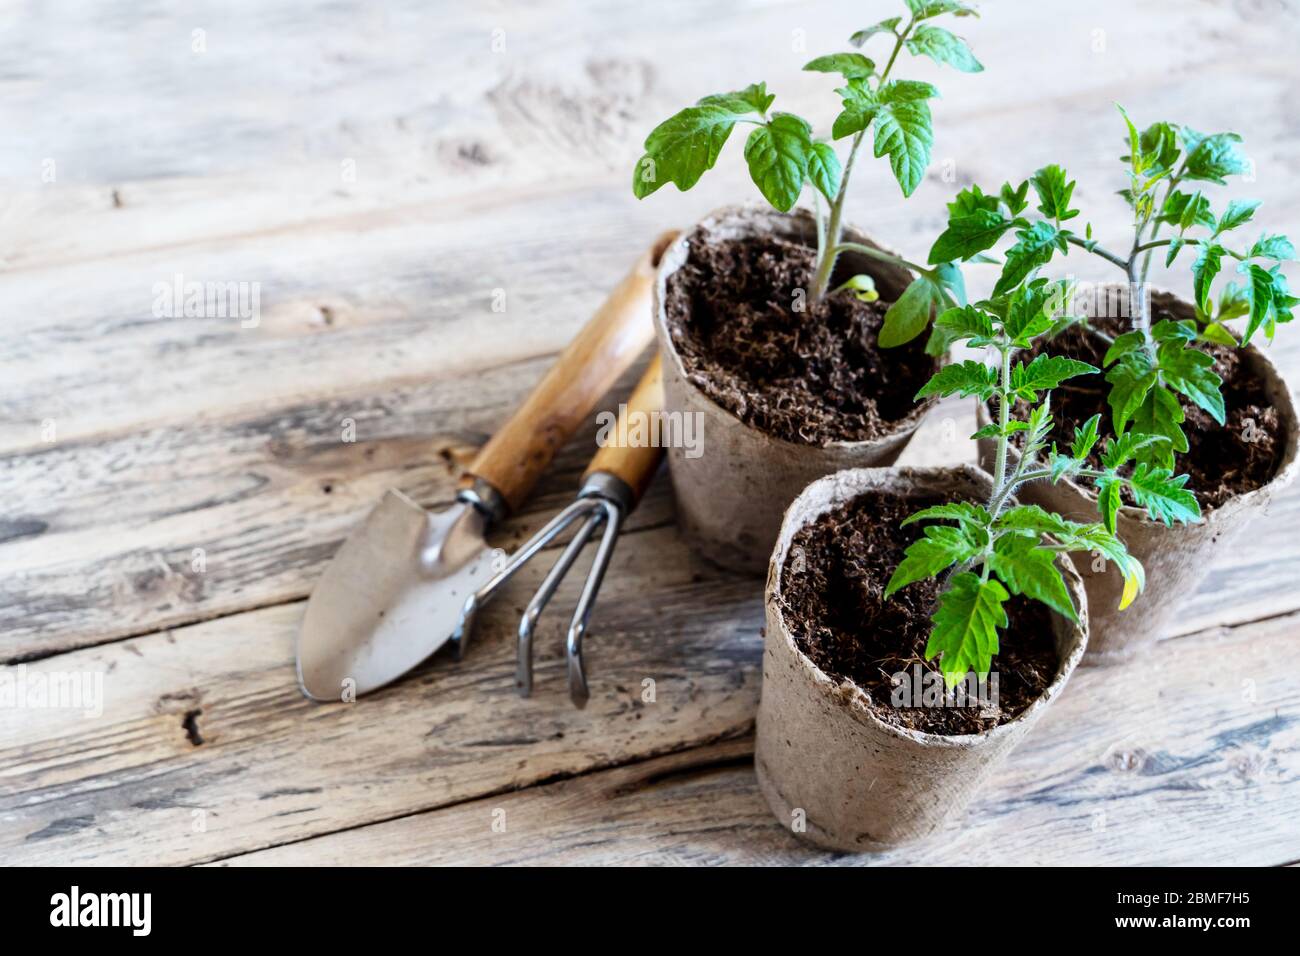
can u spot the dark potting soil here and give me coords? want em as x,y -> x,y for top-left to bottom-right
1023,316 -> 1283,512
663,232 -> 938,445
779,490 -> 1060,735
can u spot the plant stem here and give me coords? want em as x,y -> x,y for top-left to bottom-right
809,18 -> 914,303
1064,233 -> 1127,270
990,343 -> 1013,496
830,241 -> 925,274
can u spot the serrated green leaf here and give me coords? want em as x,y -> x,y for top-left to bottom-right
1158,190 -> 1214,231
927,304 -> 995,353
743,113 -> 813,212
989,535 -> 1077,622
636,91 -> 767,197
1127,463 -> 1201,526
872,96 -> 933,197
907,0 -> 980,20
850,18 -> 902,46
993,221 -> 1065,298
1100,430 -> 1167,470
1249,233 -> 1295,261
1166,236 -> 1186,267
1191,242 -> 1226,314
1138,120 -> 1181,177
1030,164 -> 1079,222
1216,282 -> 1252,321
1200,322 -> 1238,347
1096,476 -> 1123,535
1215,198 -> 1261,236
927,208 -> 1018,265
1000,180 -> 1030,216
914,360 -> 998,400
803,52 -> 876,80
1103,330 -> 1148,367
996,505 -> 1084,539
1005,279 -> 1070,345
1159,340 -> 1224,424
1130,384 -> 1187,470
925,573 -> 1007,686
1010,354 -> 1098,401
1183,131 -> 1248,185
1071,413 -> 1102,460
831,77 -> 878,140
1105,357 -> 1158,434
806,141 -> 842,202
905,23 -> 983,72
901,502 -> 992,531
1152,319 -> 1197,344
884,525 -> 984,598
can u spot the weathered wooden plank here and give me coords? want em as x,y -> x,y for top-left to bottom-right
213,614 -> 1300,867
4,592 -> 1293,866
0,521 -> 764,866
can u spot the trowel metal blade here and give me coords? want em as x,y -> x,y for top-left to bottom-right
296,490 -> 495,701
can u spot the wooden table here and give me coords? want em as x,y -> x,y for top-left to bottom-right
3,0 -> 1298,866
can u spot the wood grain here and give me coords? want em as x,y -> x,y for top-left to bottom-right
3,0 -> 1300,866
584,354 -> 665,505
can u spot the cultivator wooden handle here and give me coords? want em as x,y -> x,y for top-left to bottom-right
460,230 -> 679,516
585,354 -> 665,509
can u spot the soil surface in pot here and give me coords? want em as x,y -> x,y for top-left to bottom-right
1022,316 -> 1283,511
779,490 -> 1059,734
664,231 -> 936,445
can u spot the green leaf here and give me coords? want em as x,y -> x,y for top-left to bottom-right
927,304 -> 995,352
743,113 -> 813,212
1152,319 -> 1197,344
806,141 -> 842,202
1071,413 -> 1102,460
905,23 -> 983,72
1105,357 -> 1157,434
1165,236 -> 1186,267
915,360 -> 998,400
884,525 -> 984,598
1242,264 -> 1296,345
881,273 -> 947,348
927,208 -> 1018,264
1157,190 -> 1214,231
993,221 -> 1065,298
1058,524 -> 1145,610
1215,282 -> 1252,321
1005,279 -> 1070,345
926,573 -> 1007,686
1138,120 -> 1181,177
1029,164 -> 1079,221
1249,233 -> 1295,261
1130,384 -> 1188,470
1191,243 -> 1226,314
1096,476 -> 1123,535
1103,330 -> 1148,367
872,96 -> 934,197
1215,198 -> 1261,236
850,18 -> 902,46
989,535 -> 1077,622
995,505 -> 1077,538
1000,180 -> 1030,216
635,89 -> 769,197
831,78 -> 879,140
1158,341 -> 1224,424
1100,431 -> 1167,470
1022,399 -> 1055,459
1127,463 -> 1201,526
1183,131 -> 1248,185
1010,354 -> 1098,401
907,0 -> 980,20
901,502 -> 992,531
803,52 -> 876,80
1201,322 -> 1238,347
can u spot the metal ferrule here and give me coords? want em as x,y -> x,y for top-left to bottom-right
456,477 -> 508,525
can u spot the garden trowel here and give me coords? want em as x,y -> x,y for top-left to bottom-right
296,232 -> 677,701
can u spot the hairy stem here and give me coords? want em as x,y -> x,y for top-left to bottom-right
809,18 -> 914,303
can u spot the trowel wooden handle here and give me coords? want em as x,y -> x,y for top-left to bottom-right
584,354 -> 666,509
463,231 -> 679,515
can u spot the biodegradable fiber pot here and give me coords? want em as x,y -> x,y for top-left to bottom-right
653,205 -> 930,574
754,465 -> 1088,851
975,296 -> 1299,663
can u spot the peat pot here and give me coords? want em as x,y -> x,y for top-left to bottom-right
653,205 -> 934,574
754,465 -> 1088,851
